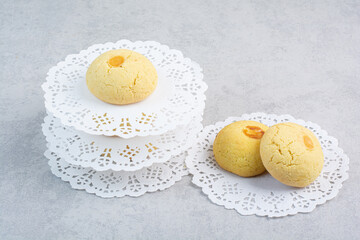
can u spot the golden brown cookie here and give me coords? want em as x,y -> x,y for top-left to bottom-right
260,122 -> 324,187
86,49 -> 158,105
213,121 -> 269,177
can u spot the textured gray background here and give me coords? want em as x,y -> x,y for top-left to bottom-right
1,0 -> 359,239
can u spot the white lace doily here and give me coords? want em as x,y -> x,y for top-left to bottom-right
43,113 -> 202,171
45,149 -> 188,198
186,113 -> 349,217
42,40 -> 207,138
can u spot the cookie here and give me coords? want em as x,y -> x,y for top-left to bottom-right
260,122 -> 324,187
213,120 -> 269,177
86,49 -> 158,105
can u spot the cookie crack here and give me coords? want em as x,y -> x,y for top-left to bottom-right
267,126 -> 300,167
133,73 -> 140,86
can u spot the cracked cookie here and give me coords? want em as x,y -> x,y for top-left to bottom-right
260,122 -> 324,187
213,121 -> 269,177
86,49 -> 158,105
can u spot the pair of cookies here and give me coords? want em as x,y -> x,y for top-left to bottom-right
213,121 -> 324,187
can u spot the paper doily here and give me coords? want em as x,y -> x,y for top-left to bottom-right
45,150 -> 188,198
42,40 -> 207,138
43,113 -> 202,171
186,113 -> 349,217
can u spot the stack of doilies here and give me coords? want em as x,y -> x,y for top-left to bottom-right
42,40 -> 207,198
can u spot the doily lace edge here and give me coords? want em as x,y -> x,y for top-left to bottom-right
42,113 -> 203,171
45,149 -> 190,198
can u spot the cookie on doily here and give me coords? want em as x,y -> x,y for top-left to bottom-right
42,40 -> 207,138
186,113 -> 349,217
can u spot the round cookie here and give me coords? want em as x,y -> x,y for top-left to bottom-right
260,122 -> 324,187
213,121 -> 269,177
86,49 -> 158,105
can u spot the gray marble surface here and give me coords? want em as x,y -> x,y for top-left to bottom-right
1,0 -> 360,239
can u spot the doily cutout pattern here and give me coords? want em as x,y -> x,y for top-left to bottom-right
186,113 -> 349,217
46,150 -> 188,198
42,40 -> 207,138
43,113 -> 202,171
